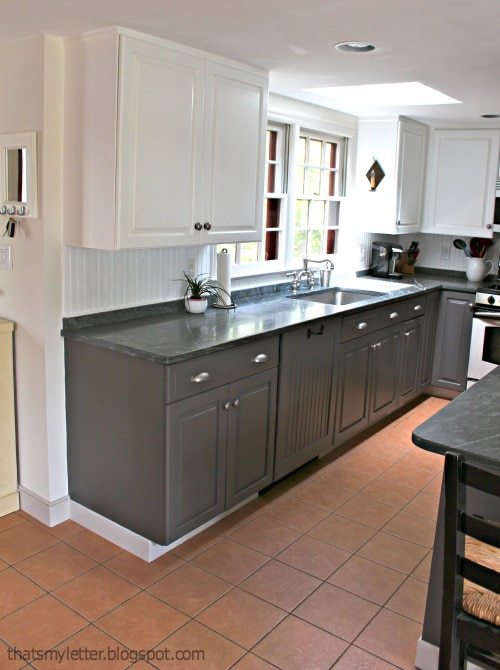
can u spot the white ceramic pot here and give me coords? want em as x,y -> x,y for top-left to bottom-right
184,297 -> 208,314
465,258 -> 494,282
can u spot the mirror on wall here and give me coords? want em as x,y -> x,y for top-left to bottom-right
0,132 -> 38,217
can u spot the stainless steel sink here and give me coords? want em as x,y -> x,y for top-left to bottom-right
293,288 -> 383,306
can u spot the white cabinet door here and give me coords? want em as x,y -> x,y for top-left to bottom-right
423,130 -> 499,237
202,62 -> 267,244
117,37 -> 206,248
352,117 -> 427,234
397,120 -> 426,230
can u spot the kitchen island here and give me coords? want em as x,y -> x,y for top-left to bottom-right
412,366 -> 500,669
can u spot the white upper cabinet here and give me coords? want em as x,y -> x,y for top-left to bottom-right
64,29 -> 268,250
422,129 -> 499,237
352,117 -> 427,234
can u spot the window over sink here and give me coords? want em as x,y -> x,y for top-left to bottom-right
217,121 -> 347,274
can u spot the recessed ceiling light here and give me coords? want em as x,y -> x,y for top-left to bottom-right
333,41 -> 377,53
481,114 -> 500,118
306,82 -> 461,107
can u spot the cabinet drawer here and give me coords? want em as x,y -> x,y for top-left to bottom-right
165,336 -> 279,403
401,296 -> 426,320
340,308 -> 384,342
376,297 -> 426,326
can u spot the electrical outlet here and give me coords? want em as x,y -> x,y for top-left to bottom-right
440,245 -> 450,261
186,258 -> 196,275
0,244 -> 12,271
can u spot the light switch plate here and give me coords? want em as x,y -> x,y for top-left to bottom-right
0,244 -> 12,271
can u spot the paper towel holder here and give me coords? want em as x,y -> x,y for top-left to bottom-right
212,248 -> 237,310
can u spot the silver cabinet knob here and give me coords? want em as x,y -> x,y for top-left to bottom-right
232,398 -> 240,407
191,371 -> 211,383
486,223 -> 493,229
7,206 -> 16,215
357,321 -> 368,330
404,331 -> 411,337
468,303 -> 475,311
194,222 -> 202,231
252,353 -> 268,364
203,222 -> 212,230
414,304 -> 422,312
0,206 -> 6,215
371,344 -> 378,350
17,206 -> 26,215
223,401 -> 231,410
389,312 -> 399,319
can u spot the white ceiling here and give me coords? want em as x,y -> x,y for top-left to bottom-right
1,0 -> 499,127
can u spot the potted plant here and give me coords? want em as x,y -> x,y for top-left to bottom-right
181,272 -> 231,313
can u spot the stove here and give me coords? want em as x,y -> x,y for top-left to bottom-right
468,279 -> 500,386
475,283 -> 500,310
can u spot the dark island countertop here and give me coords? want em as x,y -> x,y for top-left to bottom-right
61,270 -> 483,365
412,367 -> 500,467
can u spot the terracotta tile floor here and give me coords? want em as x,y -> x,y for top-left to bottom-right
0,396 -> 446,669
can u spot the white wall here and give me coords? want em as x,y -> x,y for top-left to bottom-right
0,36 -> 66,511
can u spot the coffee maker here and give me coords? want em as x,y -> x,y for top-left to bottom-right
370,241 -> 404,278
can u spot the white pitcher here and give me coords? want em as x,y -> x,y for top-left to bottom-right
465,257 -> 494,282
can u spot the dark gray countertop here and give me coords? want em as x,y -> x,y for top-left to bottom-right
61,271 -> 483,365
412,367 -> 500,467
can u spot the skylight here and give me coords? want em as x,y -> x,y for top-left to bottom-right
306,82 -> 461,107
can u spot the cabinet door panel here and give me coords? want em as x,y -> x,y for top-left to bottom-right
336,337 -> 370,444
424,130 -> 499,237
399,317 -> 424,402
421,293 -> 438,387
397,123 -> 426,229
370,328 -> 400,421
118,37 -> 205,248
431,291 -> 474,391
275,322 -> 336,480
166,387 -> 227,542
226,369 -> 277,508
203,62 -> 267,244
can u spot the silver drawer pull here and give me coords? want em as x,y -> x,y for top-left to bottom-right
191,371 -> 211,383
389,312 -> 399,319
252,353 -> 268,364
414,304 -> 423,312
357,322 -> 368,331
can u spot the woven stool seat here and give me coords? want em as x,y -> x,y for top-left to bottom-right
464,536 -> 500,627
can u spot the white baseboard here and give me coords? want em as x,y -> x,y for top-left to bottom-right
69,494 -> 258,562
416,637 -> 483,670
18,486 -> 69,527
0,490 -> 20,517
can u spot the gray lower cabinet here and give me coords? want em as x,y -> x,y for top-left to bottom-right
166,368 -> 277,542
431,290 -> 474,391
226,371 -> 276,508
336,324 -> 402,444
399,316 -> 424,402
274,320 -> 336,480
420,292 -> 439,387
166,387 -> 227,542
336,333 -> 371,443
66,335 -> 278,546
369,325 -> 400,422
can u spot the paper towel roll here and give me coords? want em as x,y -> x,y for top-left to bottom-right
216,248 -> 232,306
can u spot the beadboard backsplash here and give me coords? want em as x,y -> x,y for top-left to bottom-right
64,245 -> 212,316
63,232 -> 499,316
